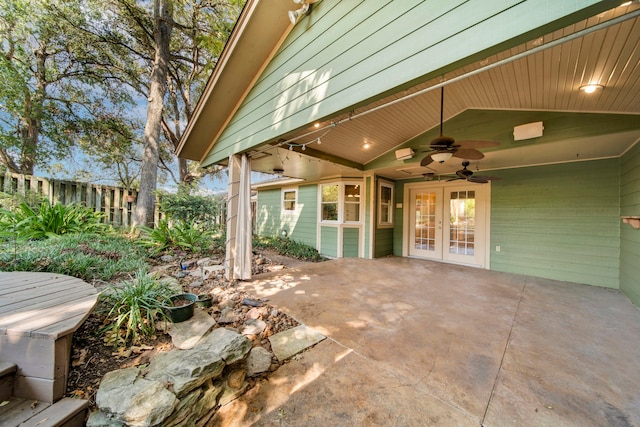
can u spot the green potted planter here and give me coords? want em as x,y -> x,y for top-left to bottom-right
196,294 -> 213,308
163,293 -> 197,323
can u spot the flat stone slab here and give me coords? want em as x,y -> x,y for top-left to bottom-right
168,308 -> 216,349
203,265 -> 226,273
269,325 -> 325,361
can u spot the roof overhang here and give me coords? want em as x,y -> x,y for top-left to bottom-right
176,0 -> 292,162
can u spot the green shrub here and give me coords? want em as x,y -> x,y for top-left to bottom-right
138,219 -> 214,255
0,201 -> 106,240
158,190 -> 224,229
0,232 -> 146,281
253,235 -> 325,262
100,269 -> 175,346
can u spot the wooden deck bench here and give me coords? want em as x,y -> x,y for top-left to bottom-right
0,272 -> 98,403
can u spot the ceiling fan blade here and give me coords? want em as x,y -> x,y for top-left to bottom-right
420,154 -> 434,167
455,140 -> 500,149
453,148 -> 484,160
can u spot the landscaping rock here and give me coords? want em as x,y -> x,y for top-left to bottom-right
168,308 -> 216,349
217,307 -> 238,324
241,318 -> 266,336
197,327 -> 253,365
95,367 -> 178,426
269,325 -> 326,361
226,368 -> 246,389
93,329 -> 253,426
87,411 -> 126,427
246,347 -> 273,376
144,345 -> 226,397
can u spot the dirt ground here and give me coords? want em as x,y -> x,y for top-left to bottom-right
65,249 -> 315,409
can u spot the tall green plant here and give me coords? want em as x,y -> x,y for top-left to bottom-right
100,269 -> 175,347
138,219 -> 213,254
0,201 -> 105,239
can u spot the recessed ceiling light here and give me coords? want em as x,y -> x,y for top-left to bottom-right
363,142 -> 371,149
579,84 -> 603,94
314,123 -> 320,128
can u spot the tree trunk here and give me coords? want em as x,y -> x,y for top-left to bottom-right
18,48 -> 47,175
135,0 -> 173,228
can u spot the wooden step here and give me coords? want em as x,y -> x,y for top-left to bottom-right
0,397 -> 88,427
0,362 -> 17,402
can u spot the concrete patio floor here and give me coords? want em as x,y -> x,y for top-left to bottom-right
213,257 -> 640,426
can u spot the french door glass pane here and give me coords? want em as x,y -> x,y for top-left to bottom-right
414,192 -> 436,251
449,191 -> 475,255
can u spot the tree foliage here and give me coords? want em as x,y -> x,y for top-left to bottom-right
0,0 -> 244,208
0,0 -> 138,175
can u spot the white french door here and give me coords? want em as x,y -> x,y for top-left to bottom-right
407,183 -> 488,268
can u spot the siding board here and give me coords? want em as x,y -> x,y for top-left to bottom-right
490,159 -> 620,288
620,142 -> 640,305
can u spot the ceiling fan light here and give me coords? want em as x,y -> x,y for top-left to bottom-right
431,152 -> 453,163
579,84 -> 603,94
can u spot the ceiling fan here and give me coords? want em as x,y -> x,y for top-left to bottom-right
423,161 -> 500,183
450,161 -> 500,183
420,87 -> 499,167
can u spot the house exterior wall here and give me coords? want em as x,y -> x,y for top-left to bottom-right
489,159 -> 620,288
255,184 -> 318,248
620,143 -> 640,305
202,0 -> 611,166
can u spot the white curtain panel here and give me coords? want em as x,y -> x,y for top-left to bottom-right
233,153 -> 252,280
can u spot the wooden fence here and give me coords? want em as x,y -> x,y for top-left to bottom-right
1,172 -> 149,228
1,172 -> 228,229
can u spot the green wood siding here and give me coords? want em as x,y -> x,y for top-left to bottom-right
255,185 -> 318,248
320,226 -> 338,258
620,143 -> 640,305
288,185 -> 318,248
203,0 -> 611,166
375,228 -> 394,258
256,189 -> 281,236
490,159 -> 620,288
343,228 -> 360,258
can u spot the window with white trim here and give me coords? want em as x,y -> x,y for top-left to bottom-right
282,189 -> 297,212
320,182 -> 362,223
321,184 -> 339,221
378,181 -> 393,227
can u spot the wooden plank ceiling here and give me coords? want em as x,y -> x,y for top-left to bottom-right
252,3 -> 640,182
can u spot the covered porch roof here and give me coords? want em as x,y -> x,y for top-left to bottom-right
177,1 -> 640,182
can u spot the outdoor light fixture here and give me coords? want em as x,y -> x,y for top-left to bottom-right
579,84 -> 603,94
288,4 -> 309,24
431,152 -> 453,163
288,0 -> 319,25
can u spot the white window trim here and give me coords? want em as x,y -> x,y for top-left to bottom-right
282,188 -> 297,213
319,181 -> 363,224
378,180 -> 394,228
